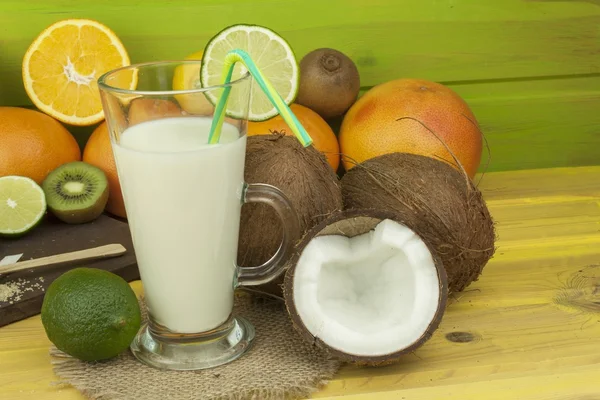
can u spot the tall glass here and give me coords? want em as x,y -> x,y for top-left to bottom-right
98,61 -> 300,371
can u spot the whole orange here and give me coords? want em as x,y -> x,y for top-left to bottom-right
0,107 -> 81,184
339,79 -> 483,178
83,122 -> 126,218
247,104 -> 340,171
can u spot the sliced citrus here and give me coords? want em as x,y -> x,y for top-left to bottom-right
200,24 -> 299,121
172,50 -> 215,115
22,19 -> 136,126
0,176 -> 47,237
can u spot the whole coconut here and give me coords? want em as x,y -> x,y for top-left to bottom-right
238,134 -> 343,295
341,152 -> 496,292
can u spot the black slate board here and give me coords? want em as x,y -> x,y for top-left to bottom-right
0,214 -> 139,327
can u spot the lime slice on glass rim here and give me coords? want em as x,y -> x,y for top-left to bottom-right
200,24 -> 299,121
0,176 -> 47,237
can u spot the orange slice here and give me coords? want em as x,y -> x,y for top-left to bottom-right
172,50 -> 215,115
22,19 -> 135,126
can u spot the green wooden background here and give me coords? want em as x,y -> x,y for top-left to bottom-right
1,0 -> 599,173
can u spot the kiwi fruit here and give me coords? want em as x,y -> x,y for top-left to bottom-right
295,48 -> 361,119
42,161 -> 110,224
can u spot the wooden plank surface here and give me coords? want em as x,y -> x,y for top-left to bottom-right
1,0 -> 599,173
1,165 -> 600,399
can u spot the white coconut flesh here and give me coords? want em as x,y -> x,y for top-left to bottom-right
292,219 -> 441,357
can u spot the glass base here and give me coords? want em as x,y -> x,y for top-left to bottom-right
130,316 -> 255,371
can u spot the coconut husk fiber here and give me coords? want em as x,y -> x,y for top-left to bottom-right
49,293 -> 341,400
341,152 -> 496,292
237,134 -> 343,295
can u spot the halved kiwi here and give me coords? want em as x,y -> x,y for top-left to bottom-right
42,161 -> 109,224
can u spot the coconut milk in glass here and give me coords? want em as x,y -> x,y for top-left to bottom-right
98,61 -> 300,371
112,116 -> 246,333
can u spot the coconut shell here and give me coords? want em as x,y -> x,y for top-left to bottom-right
283,208 -> 448,366
238,134 -> 343,295
341,152 -> 496,293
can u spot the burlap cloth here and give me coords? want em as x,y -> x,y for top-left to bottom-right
49,293 -> 341,400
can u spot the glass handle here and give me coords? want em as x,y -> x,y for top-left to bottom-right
237,183 -> 300,287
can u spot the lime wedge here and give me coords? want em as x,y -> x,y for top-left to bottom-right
0,176 -> 47,237
200,24 -> 299,121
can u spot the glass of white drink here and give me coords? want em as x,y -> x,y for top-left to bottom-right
98,60 -> 300,371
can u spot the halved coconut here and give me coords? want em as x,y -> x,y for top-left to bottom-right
283,209 -> 448,365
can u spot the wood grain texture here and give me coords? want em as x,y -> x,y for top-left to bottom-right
1,166 -> 600,399
1,0 -> 599,103
0,244 -> 126,274
0,0 -> 599,172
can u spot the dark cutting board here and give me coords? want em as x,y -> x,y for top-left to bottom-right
0,214 -> 139,327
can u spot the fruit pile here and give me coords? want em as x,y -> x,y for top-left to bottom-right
248,48 -> 483,180
2,18 -> 495,368
215,26 -> 495,367
1,19 -> 133,238
1,17 -> 483,237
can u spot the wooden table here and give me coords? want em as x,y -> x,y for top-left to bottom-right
2,166 -> 600,399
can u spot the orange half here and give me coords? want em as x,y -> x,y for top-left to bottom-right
22,19 -> 135,126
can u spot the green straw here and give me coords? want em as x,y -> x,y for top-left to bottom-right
208,48 -> 313,147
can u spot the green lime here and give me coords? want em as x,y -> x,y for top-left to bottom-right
41,268 -> 141,362
0,175 -> 46,237
200,24 -> 299,121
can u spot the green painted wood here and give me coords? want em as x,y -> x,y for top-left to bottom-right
456,76 -> 600,172
2,0 -> 599,107
0,0 -> 599,173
